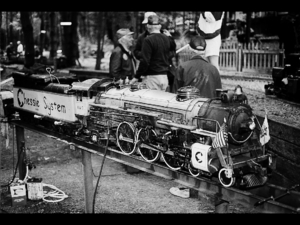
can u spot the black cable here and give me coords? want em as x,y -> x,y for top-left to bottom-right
0,139 -> 23,188
12,125 -> 15,177
92,125 -> 110,214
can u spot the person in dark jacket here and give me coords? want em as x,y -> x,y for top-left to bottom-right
172,35 -> 222,98
130,15 -> 176,91
5,42 -> 13,60
133,12 -> 157,62
109,28 -> 137,84
133,12 -> 176,91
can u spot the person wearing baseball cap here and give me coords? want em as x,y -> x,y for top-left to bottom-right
172,35 -> 222,98
130,14 -> 176,91
109,28 -> 137,84
133,12 -> 157,62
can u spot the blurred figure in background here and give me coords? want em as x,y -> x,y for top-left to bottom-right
34,45 -> 41,61
16,41 -> 24,57
5,42 -> 13,60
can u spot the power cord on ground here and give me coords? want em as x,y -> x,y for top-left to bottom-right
42,183 -> 68,203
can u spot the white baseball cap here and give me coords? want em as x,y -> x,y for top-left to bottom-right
142,12 -> 157,24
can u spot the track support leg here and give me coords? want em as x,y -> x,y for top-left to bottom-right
81,150 -> 93,213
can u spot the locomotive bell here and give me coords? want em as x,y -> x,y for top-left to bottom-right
176,86 -> 200,101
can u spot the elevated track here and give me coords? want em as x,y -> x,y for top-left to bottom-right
11,120 -> 300,214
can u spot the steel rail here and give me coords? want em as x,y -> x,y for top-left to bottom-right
11,120 -> 300,214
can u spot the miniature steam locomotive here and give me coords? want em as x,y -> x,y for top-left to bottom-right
0,70 -> 275,189
265,53 -> 300,102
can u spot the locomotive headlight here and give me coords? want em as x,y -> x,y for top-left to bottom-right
249,116 -> 256,130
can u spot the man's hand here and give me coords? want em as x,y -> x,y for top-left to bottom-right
129,78 -> 138,85
162,29 -> 171,37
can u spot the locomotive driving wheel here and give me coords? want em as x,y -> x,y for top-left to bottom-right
136,128 -> 161,163
116,121 -> 136,155
161,131 -> 183,171
218,168 -> 236,187
188,163 -> 200,177
161,151 -> 183,171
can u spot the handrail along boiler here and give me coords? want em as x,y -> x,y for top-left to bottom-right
1,71 -> 276,189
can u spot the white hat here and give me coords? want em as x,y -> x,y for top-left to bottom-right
17,41 -> 21,44
142,12 -> 157,24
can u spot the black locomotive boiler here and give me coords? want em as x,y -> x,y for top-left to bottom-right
1,71 -> 276,189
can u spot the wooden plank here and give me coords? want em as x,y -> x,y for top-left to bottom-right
251,51 -> 255,69
275,156 -> 300,184
238,45 -> 242,72
226,52 -> 228,68
256,52 -> 259,68
268,138 -> 300,165
259,52 -> 263,69
233,52 -> 236,67
243,52 -> 247,69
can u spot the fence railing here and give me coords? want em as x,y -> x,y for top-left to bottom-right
178,41 -> 285,75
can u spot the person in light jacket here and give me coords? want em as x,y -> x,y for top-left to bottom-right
197,12 -> 224,72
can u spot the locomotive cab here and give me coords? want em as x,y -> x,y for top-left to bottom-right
71,79 -> 104,117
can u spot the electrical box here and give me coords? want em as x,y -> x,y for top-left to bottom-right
27,178 -> 43,200
10,183 -> 27,206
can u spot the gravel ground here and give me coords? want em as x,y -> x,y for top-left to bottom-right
221,77 -> 300,128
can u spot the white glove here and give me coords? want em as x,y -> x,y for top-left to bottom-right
204,12 -> 215,23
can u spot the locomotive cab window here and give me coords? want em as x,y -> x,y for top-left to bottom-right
89,91 -> 95,99
76,91 -> 83,101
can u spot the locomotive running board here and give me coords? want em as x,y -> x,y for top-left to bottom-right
11,120 -> 300,214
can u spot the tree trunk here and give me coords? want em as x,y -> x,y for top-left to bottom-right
60,11 -> 79,67
111,12 -> 117,46
95,12 -> 107,70
70,12 -> 80,67
10,12 -> 13,43
39,12 -> 45,58
6,12 -> 9,45
134,11 -> 139,37
20,11 -> 35,68
49,12 -> 58,59
221,11 -> 227,39
106,12 -> 114,42
245,12 -> 252,45
86,12 -> 91,42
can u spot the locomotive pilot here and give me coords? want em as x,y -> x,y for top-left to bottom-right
109,28 -> 137,85
172,35 -> 222,98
